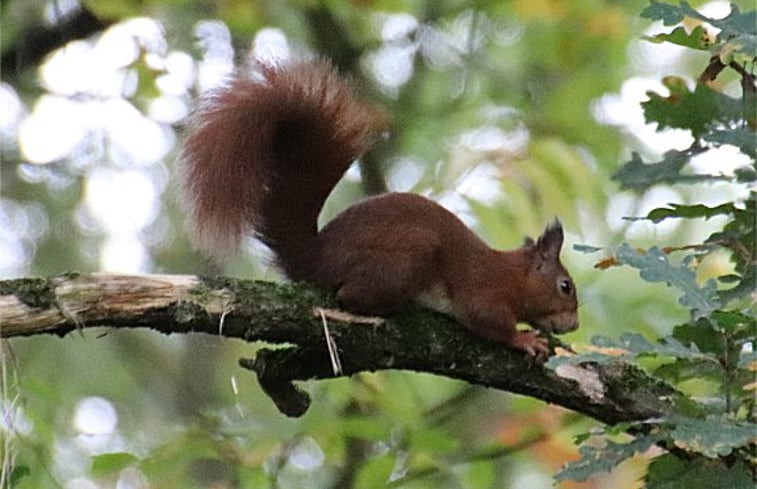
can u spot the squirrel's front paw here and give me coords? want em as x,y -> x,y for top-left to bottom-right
510,330 -> 549,362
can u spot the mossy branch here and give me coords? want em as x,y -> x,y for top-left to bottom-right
1,273 -> 683,422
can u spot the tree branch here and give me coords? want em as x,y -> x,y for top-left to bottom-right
1,6 -> 112,78
1,273 -> 684,423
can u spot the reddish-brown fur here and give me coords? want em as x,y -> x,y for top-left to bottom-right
179,60 -> 578,359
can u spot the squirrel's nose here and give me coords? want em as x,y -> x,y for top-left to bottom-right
551,311 -> 579,334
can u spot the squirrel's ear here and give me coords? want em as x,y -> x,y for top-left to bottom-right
535,220 -> 564,258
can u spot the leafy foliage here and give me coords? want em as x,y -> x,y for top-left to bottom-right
643,25 -> 711,50
554,1 -> 757,486
668,415 -> 755,457
645,454 -> 753,489
611,149 -> 726,191
555,433 -> 664,483
615,245 -> 721,318
642,1 -> 756,42
642,78 -> 743,137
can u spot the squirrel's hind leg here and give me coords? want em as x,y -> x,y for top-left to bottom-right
331,251 -> 437,316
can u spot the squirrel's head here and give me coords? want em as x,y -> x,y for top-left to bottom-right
520,220 -> 578,335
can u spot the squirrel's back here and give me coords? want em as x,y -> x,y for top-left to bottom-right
179,60 -> 384,277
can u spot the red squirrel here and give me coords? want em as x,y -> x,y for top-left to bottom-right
179,60 -> 578,360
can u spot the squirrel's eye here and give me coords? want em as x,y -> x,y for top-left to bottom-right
559,279 -> 572,295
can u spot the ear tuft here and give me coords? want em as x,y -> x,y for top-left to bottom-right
535,219 -> 564,258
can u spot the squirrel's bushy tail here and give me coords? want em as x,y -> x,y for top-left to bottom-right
179,60 -> 383,278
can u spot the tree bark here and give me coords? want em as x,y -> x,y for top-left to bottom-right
0,273 -> 683,422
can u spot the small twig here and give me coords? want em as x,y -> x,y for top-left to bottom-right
218,309 -> 228,336
317,308 -> 343,376
312,307 -> 384,325
728,61 -> 756,94
699,55 -> 726,83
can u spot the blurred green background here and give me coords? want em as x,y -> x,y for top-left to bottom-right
1,0 -> 750,488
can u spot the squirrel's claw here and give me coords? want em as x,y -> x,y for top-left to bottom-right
511,330 -> 550,363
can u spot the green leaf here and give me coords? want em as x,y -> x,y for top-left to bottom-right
614,245 -> 721,317
612,151 -> 728,191
706,195 -> 755,253
718,270 -> 756,304
646,454 -> 754,489
711,310 -> 756,332
701,5 -> 757,39
734,165 -> 757,183
337,416 -> 391,441
720,34 -> 757,65
410,426 -> 458,455
354,454 -> 397,489
10,466 -> 31,486
605,422 -> 633,436
91,452 -> 140,477
556,433 -> 662,482
653,358 -> 724,386
594,333 -> 716,362
641,1 -> 686,26
671,321 -> 723,355
666,313 -> 755,378
462,461 -> 495,489
706,196 -> 756,305
642,81 -> 743,137
642,202 -> 739,223
703,127 -> 756,158
641,1 -> 756,39
643,25 -> 711,50
668,416 -> 756,457
572,244 -> 604,253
